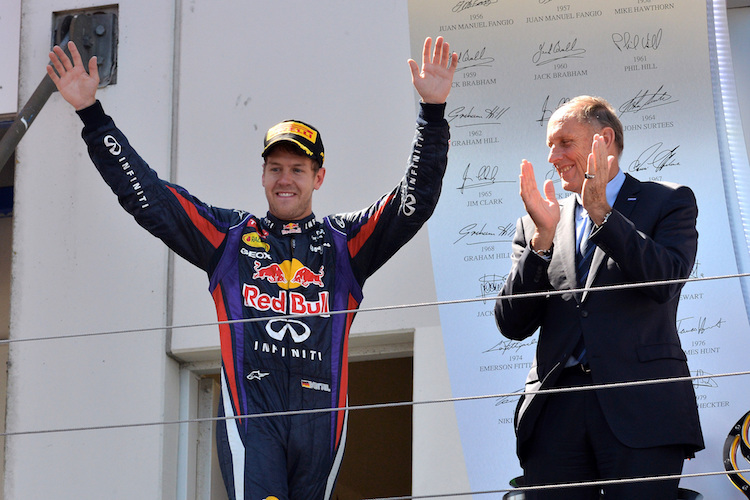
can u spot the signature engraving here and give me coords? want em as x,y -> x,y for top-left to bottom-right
457,163 -> 505,192
497,222 -> 515,237
456,46 -> 495,71
452,0 -> 498,13
484,338 -> 538,355
495,389 -> 524,406
619,85 -> 677,115
543,167 -> 564,184
689,260 -> 704,279
677,316 -> 726,335
692,369 -> 719,389
532,38 -> 586,66
536,95 -> 571,127
447,105 -> 510,127
455,222 -> 516,245
628,142 -> 680,173
479,273 -> 506,297
457,162 -> 516,194
449,106 -> 482,121
456,223 -> 495,244
612,28 -> 663,51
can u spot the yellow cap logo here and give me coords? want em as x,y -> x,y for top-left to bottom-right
266,121 -> 317,144
242,232 -> 270,251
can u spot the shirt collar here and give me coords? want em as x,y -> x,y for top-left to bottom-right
263,212 -> 319,235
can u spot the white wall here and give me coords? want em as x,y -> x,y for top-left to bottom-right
7,0 -> 469,498
0,217 -> 10,496
5,1 -> 750,499
0,218 -> 10,342
0,0 -> 21,116
1,4 -> 22,495
6,0 -> 181,498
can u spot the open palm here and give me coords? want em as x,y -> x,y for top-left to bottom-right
408,36 -> 458,104
47,42 -> 100,111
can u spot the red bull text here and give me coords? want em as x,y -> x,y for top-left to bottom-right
242,284 -> 330,316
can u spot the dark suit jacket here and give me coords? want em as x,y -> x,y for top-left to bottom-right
494,173 -> 705,462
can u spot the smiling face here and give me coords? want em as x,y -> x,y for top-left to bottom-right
546,110 -> 598,194
262,147 -> 325,221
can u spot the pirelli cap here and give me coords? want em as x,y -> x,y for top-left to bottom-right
262,120 -> 324,166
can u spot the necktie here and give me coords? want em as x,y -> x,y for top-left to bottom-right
571,211 -> 594,366
576,214 -> 595,286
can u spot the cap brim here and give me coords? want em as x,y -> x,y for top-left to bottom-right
262,137 -> 316,159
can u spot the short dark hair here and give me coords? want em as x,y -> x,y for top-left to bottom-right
263,142 -> 323,171
564,96 -> 624,155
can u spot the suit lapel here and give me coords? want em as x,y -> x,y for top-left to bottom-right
582,174 -> 641,302
548,196 -> 578,292
612,173 -> 641,220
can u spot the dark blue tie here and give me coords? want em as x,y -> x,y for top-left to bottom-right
572,213 -> 595,365
576,215 -> 595,287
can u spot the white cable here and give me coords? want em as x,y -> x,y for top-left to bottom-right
2,369 -> 748,438
1,271 -> 747,346
0,271 -> 746,496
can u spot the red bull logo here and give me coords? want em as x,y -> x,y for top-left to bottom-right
252,259 -> 325,289
253,262 -> 287,284
242,284 -> 329,316
291,265 -> 324,288
281,222 -> 301,234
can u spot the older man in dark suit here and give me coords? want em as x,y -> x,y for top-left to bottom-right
495,96 -> 704,499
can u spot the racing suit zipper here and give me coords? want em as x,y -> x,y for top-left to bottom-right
287,237 -> 296,315
287,236 -> 295,382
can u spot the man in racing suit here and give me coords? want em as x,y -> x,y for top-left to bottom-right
47,38 -> 457,499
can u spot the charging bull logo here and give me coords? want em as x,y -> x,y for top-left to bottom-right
253,259 -> 324,289
291,265 -> 325,288
253,262 -> 287,284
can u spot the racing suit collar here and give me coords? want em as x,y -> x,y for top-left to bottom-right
263,212 -> 319,235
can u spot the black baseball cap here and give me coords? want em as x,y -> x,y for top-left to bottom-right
262,120 -> 325,166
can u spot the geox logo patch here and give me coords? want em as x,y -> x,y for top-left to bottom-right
301,379 -> 331,392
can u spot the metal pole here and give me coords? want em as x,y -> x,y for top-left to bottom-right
0,13 -> 96,176
0,74 -> 58,175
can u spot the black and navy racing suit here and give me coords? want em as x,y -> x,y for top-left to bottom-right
76,101 -> 449,499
